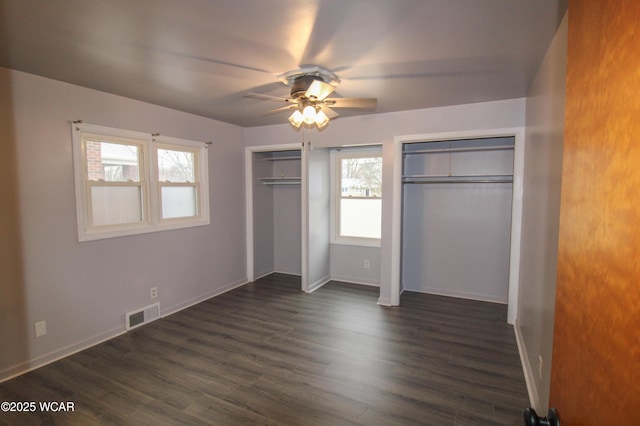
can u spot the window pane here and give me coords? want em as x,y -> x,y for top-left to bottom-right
340,157 -> 382,197
161,186 -> 197,219
340,198 -> 382,239
86,141 -> 140,182
158,149 -> 195,183
91,186 -> 143,226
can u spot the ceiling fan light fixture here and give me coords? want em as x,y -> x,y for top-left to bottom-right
315,110 -> 329,129
305,79 -> 335,100
289,109 -> 304,128
302,105 -> 317,124
249,66 -> 374,130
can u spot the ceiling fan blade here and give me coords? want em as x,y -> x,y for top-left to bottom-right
320,105 -> 339,119
245,92 -> 294,103
265,104 -> 298,115
323,97 -> 377,109
305,80 -> 335,100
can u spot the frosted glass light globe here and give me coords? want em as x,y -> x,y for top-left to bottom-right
302,105 -> 317,124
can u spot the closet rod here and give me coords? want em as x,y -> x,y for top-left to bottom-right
403,145 -> 514,155
402,173 -> 513,179
261,181 -> 301,186
261,156 -> 301,161
403,179 -> 513,184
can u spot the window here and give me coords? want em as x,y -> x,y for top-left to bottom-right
331,147 -> 382,246
156,146 -> 199,219
72,123 -> 209,241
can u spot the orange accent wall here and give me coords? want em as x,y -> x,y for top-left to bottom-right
550,0 -> 640,423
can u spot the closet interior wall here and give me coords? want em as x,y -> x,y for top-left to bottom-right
401,137 -> 515,303
252,150 -> 302,278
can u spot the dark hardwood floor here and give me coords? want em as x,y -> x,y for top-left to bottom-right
0,274 -> 528,425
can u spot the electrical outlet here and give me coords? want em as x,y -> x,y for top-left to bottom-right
150,287 -> 158,299
538,355 -> 543,380
364,259 -> 370,269
35,321 -> 47,338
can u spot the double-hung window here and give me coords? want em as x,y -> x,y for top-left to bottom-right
331,147 -> 383,246
72,123 -> 209,241
84,134 -> 146,228
155,144 -> 200,220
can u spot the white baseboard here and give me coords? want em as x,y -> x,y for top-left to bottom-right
377,297 -> 394,306
272,270 -> 302,277
306,275 -> 331,293
514,320 -> 539,411
330,274 -> 380,288
254,269 -> 275,281
0,278 -> 249,384
402,285 -> 508,304
376,285 -> 403,307
162,278 -> 248,318
254,270 -> 303,281
0,326 -> 124,383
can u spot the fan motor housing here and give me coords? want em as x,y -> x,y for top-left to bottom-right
290,75 -> 322,99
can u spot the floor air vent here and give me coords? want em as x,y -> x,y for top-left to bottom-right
125,302 -> 160,330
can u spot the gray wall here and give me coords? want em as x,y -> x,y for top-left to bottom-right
273,188 -> 302,275
518,14 -> 567,411
272,155 -> 301,275
252,153 -> 275,277
330,245 -> 381,286
306,148 -> 331,290
0,68 -> 247,381
0,67 -> 28,381
402,184 -> 513,302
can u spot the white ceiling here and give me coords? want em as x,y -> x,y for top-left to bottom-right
0,0 -> 567,127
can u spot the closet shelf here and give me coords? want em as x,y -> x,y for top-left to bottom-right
402,174 -> 513,184
403,145 -> 514,155
261,155 -> 302,161
258,177 -> 301,185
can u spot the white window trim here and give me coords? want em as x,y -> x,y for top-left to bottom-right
151,136 -> 209,226
330,147 -> 382,247
71,123 -> 210,242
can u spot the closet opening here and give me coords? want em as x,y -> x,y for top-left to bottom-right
246,146 -> 302,284
399,136 -> 518,313
246,143 -> 387,304
304,145 -> 383,295
327,146 -> 383,289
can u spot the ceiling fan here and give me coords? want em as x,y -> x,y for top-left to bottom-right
246,65 -> 377,129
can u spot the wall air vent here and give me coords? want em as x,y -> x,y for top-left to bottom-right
125,302 -> 160,330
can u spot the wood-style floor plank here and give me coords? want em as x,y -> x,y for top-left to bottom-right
0,273 -> 527,425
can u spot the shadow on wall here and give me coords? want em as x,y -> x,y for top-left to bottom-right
0,5 -> 29,380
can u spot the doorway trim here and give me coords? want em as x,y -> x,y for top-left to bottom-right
390,127 -> 525,324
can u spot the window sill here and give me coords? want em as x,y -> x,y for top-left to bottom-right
330,237 -> 381,248
79,219 -> 210,242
